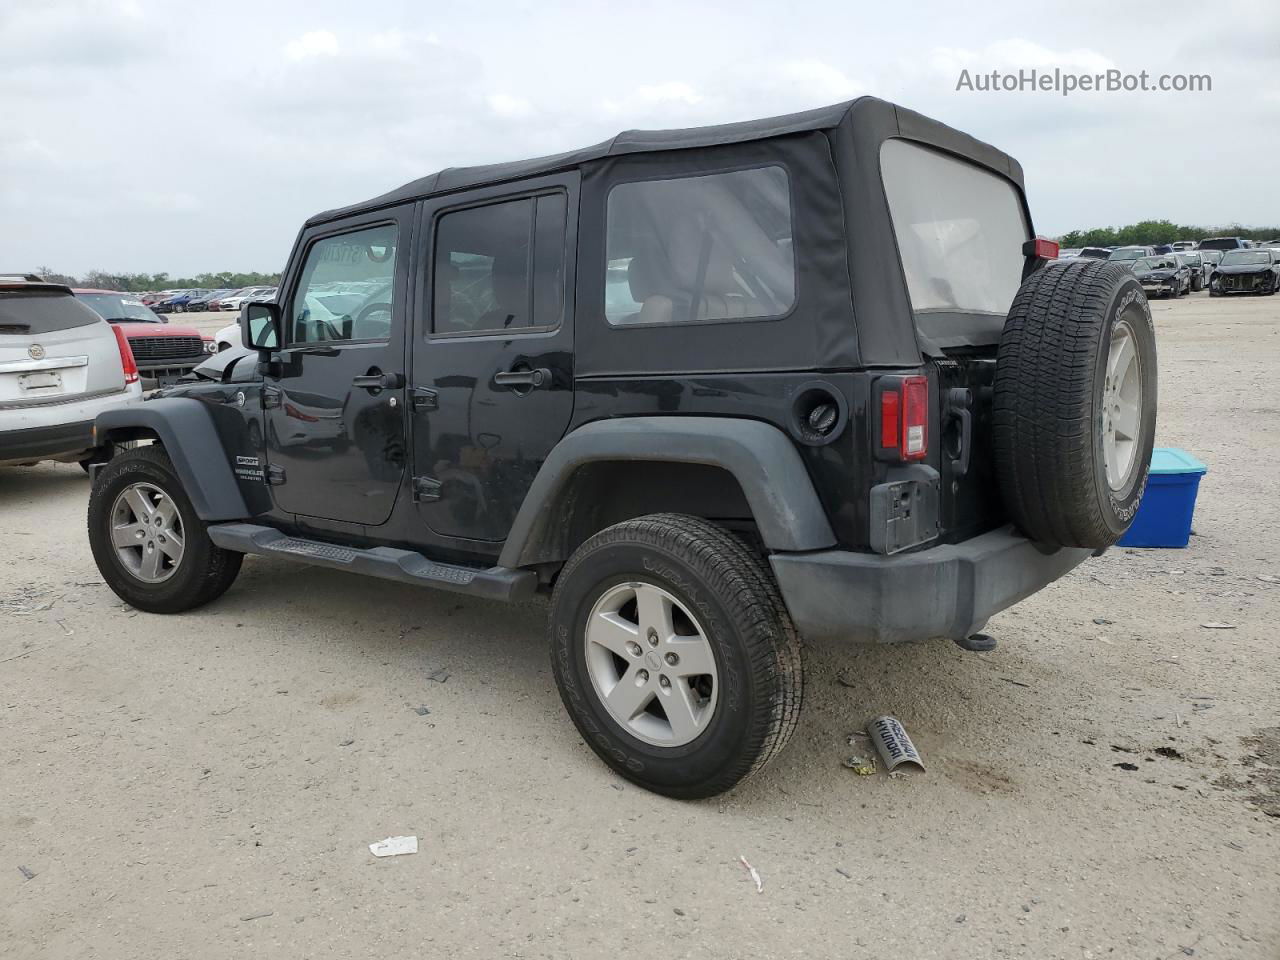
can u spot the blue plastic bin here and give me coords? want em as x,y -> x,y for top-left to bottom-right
1118,448 -> 1207,548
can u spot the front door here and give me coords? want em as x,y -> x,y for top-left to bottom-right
411,176 -> 577,542
264,212 -> 410,525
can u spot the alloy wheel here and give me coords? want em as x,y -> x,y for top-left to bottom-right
1102,319 -> 1143,493
110,482 -> 185,582
583,581 -> 719,747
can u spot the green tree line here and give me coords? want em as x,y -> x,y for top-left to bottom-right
35,267 -> 281,292
1057,221 -> 1280,249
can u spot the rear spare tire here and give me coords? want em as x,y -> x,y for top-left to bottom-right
993,259 -> 1157,548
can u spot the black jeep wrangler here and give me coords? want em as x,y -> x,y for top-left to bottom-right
86,97 -> 1157,798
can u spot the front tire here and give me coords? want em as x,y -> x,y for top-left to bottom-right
88,446 -> 242,613
549,514 -> 803,799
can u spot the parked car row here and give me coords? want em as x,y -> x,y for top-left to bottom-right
1058,241 -> 1280,297
138,285 -> 279,313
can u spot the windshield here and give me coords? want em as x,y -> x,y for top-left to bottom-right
1134,257 -> 1176,272
880,139 -> 1029,346
1107,248 -> 1147,261
76,292 -> 164,322
1220,251 -> 1270,266
1198,238 -> 1242,251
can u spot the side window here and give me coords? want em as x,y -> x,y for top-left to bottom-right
604,166 -> 795,326
432,192 -> 567,335
288,224 -> 397,345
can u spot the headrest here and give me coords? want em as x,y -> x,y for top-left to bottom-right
628,253 -> 669,302
666,218 -> 736,294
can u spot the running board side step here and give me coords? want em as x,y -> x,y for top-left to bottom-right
207,523 -> 537,602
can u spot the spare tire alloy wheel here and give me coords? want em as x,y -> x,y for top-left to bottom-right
993,259 -> 1158,548
112,482 -> 185,582
1102,320 -> 1143,496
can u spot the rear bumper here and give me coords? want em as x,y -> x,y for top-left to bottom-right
0,419 -> 94,464
0,383 -> 142,465
769,526 -> 1091,644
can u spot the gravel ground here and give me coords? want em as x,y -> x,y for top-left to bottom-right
3,292 -> 1278,959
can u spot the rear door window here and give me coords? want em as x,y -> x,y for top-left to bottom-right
431,192 -> 567,335
881,139 -> 1029,345
0,290 -> 102,335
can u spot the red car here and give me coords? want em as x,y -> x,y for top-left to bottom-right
73,290 -> 215,388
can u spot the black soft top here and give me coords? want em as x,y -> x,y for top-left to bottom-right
307,97 -> 1023,227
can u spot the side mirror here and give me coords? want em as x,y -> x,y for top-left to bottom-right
242,302 -> 280,351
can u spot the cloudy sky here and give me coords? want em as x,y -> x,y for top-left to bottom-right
3,0 -> 1278,276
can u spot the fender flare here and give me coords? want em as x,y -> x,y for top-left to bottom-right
498,416 -> 836,569
94,398 -> 250,520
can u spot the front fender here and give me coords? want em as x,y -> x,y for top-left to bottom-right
498,416 -> 836,569
94,397 -> 249,520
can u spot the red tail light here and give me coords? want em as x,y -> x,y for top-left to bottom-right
110,325 -> 139,385
879,390 -> 900,451
1023,236 -> 1060,260
901,376 -> 928,459
877,375 -> 929,461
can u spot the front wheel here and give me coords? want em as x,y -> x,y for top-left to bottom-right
549,514 -> 803,799
88,446 -> 242,613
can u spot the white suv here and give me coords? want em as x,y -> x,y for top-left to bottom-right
1,276 -> 143,469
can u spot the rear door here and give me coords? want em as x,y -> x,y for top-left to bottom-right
410,174 -> 577,543
262,210 -> 411,525
0,286 -> 123,406
879,138 -> 1031,542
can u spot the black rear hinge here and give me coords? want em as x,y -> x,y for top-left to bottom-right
266,464 -> 287,485
412,476 -> 442,502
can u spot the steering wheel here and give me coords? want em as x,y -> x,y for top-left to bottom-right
355,302 -> 393,338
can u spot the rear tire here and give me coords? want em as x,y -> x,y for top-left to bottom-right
88,446 -> 242,613
549,514 -> 803,799
993,260 -> 1157,548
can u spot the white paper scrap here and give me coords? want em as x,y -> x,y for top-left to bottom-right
369,836 -> 418,858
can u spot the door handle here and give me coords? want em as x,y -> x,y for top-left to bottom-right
493,367 -> 551,389
352,371 -> 405,391
945,387 -> 973,477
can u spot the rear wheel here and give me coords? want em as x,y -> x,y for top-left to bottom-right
549,514 -> 802,798
88,446 -> 242,613
993,259 -> 1157,548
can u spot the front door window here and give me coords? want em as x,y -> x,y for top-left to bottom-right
289,224 -> 398,345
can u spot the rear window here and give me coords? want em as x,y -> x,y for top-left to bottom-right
0,289 -> 103,335
880,139 -> 1029,345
